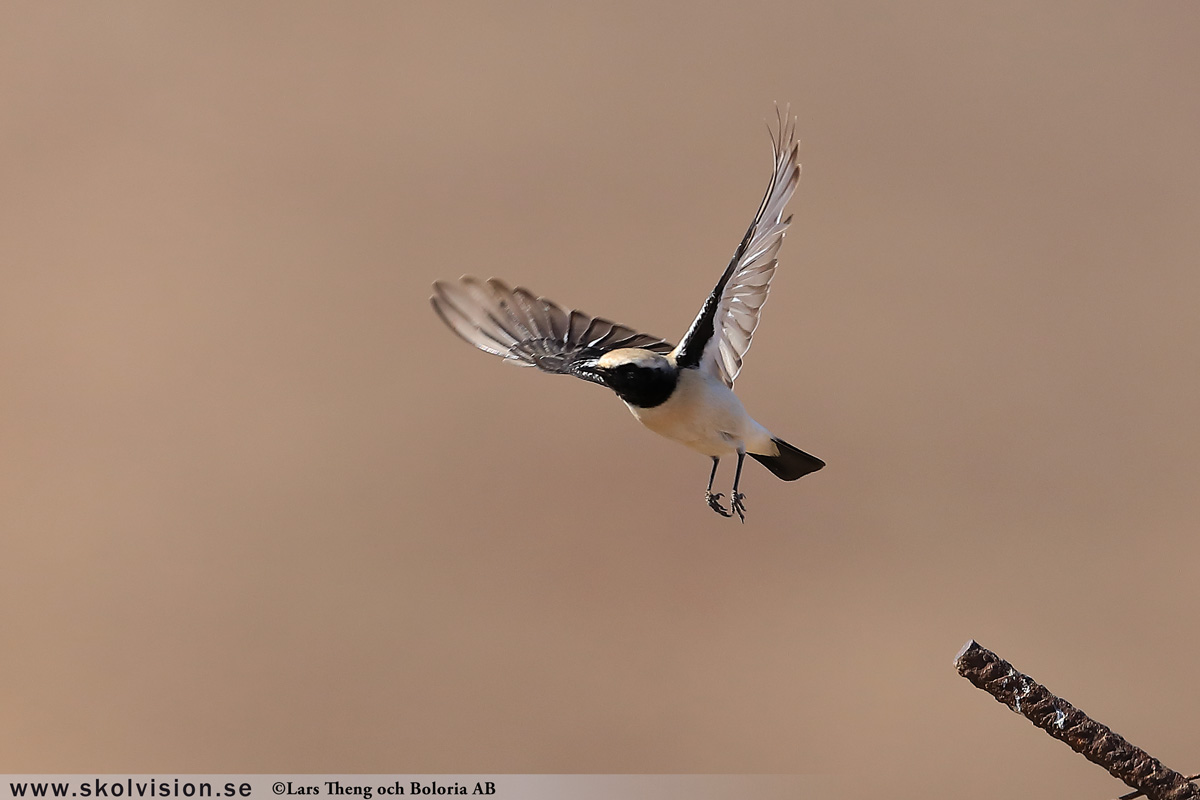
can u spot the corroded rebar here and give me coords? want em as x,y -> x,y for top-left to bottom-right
955,640 -> 1199,800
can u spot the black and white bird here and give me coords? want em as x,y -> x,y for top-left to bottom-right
431,112 -> 824,521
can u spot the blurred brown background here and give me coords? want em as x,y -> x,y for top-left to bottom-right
2,2 -> 1198,797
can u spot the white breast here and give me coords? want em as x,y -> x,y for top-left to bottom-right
625,368 -> 774,457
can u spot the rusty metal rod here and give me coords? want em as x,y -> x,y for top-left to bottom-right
955,640 -> 1199,800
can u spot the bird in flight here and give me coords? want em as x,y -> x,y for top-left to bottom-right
431,110 -> 823,521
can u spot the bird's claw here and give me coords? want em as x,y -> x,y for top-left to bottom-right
706,491 -> 733,517
731,492 -> 747,523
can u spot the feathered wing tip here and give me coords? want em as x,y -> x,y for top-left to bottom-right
431,277 -> 526,361
431,276 -> 673,375
759,103 -> 800,230
750,437 -> 824,481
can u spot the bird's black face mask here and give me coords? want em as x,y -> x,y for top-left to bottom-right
591,360 -> 679,409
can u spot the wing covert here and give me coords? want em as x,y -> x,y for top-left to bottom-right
431,276 -> 673,378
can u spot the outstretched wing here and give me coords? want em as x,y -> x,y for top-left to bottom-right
431,276 -> 673,379
673,110 -> 801,388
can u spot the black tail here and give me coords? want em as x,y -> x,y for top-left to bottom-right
751,437 -> 825,481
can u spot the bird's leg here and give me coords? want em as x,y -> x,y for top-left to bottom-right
731,449 -> 747,523
705,457 -> 732,517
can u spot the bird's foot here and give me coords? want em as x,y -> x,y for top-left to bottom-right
706,491 -> 733,517
731,492 -> 747,523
